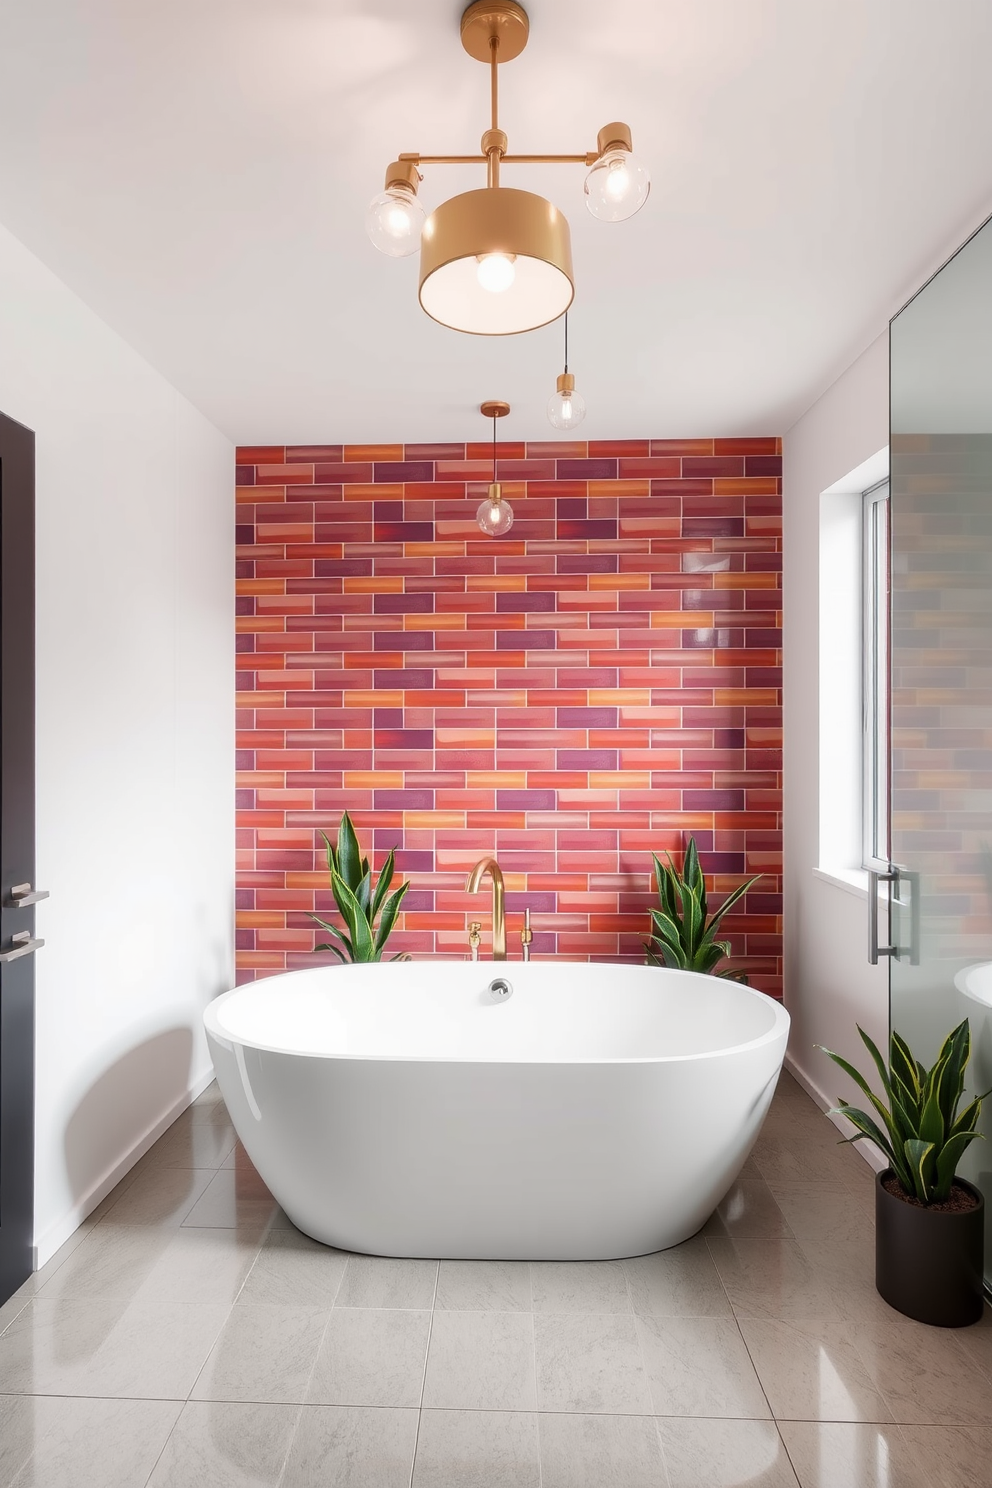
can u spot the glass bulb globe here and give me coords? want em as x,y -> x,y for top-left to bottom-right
583,149 -> 650,222
476,253 -> 516,293
366,183 -> 426,257
547,386 -> 586,430
476,495 -> 514,536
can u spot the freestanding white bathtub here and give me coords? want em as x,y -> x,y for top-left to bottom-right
203,961 -> 789,1260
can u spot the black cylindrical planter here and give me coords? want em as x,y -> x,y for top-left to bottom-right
875,1169 -> 985,1327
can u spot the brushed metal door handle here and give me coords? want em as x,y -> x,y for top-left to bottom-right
0,931 -> 45,962
10,883 -> 49,907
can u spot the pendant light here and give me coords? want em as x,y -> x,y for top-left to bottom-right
547,312 -> 586,430
366,2 -> 650,335
476,401 -> 514,536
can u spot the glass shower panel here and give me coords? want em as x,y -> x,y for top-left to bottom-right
890,213 -> 992,1285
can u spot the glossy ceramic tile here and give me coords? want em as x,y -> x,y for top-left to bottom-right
145,1400 -> 300,1488
181,1167 -> 278,1228
235,438 -> 783,987
700,1179 -> 793,1240
623,1236 -> 733,1317
0,1297 -> 229,1399
737,1318 -> 893,1423
423,1311 -> 538,1411
530,1260 -> 631,1313
435,1259 -> 532,1312
533,1312 -> 652,1414
191,1304 -> 329,1403
0,1394 -> 179,1488
537,1411 -> 669,1488
705,1237 -> 845,1322
777,1421 -> 927,1488
280,1404 -> 419,1488
336,1256 -> 438,1310
236,1228 -> 349,1307
6,1069 -> 991,1487
658,1417 -> 799,1488
307,1308 -> 430,1407
413,1409 -> 541,1487
636,1314 -> 770,1418
97,1165 -> 215,1227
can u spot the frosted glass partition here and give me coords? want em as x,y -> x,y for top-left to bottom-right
890,214 -> 992,1283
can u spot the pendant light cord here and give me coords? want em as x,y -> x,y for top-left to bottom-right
564,312 -> 569,374
493,412 -> 498,484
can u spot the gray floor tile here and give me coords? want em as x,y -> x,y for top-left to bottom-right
637,1315 -> 770,1418
307,1308 -> 430,1407
336,1255 -> 439,1309
538,1411 -> 669,1488
280,1404 -> 419,1488
778,1421 -> 928,1488
0,1297 -> 230,1399
435,1260 -> 532,1312
139,1118 -> 238,1170
237,1228 -> 349,1307
37,1223 -> 262,1307
624,1237 -> 732,1317
181,1167 -> 277,1228
97,1165 -> 215,1227
1,1395 -> 181,1488
658,1417 -> 799,1488
706,1236 -> 845,1321
738,1317 -> 893,1423
701,1179 -> 794,1240
413,1409 -> 541,1487
531,1260 -> 631,1313
424,1311 -> 537,1411
190,1304 -> 329,1403
534,1312 -> 652,1415
146,1400 -> 301,1488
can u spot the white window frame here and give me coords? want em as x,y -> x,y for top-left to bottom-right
862,479 -> 890,870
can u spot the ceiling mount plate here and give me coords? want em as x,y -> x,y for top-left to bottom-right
480,400 -> 511,418
460,2 -> 530,64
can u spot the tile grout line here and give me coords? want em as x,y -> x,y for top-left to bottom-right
406,1259 -> 441,1486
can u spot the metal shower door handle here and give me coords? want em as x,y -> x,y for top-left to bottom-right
868,867 -> 898,964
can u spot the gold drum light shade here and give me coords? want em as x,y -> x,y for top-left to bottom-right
419,187 -> 574,335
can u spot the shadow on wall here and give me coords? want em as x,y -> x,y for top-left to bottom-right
63,1026 -> 195,1217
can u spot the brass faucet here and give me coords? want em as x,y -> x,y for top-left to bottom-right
466,856 -> 506,960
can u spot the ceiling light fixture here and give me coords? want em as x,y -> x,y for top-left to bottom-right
366,1 -> 649,335
547,312 -> 586,430
476,401 -> 514,536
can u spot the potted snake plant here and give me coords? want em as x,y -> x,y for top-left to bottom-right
310,811 -> 411,962
820,1019 -> 988,1327
644,836 -> 761,982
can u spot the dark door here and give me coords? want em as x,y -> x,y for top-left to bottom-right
0,411 -> 39,1305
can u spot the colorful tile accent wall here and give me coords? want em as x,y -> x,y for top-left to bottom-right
235,437 -> 783,994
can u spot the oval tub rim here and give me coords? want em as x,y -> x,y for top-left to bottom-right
203,963 -> 790,1066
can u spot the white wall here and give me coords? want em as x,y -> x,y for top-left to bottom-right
0,221 -> 233,1265
782,331 -> 890,1114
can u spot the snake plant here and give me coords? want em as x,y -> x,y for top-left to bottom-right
310,811 -> 411,962
644,836 -> 761,982
820,1020 -> 989,1204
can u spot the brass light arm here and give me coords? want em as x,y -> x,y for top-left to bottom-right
397,151 -> 600,167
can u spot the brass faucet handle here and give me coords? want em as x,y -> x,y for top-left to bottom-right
468,921 -> 482,943
520,907 -> 533,945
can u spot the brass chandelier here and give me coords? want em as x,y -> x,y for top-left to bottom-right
366,0 -> 650,335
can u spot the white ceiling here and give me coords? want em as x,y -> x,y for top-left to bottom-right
3,0 -> 992,444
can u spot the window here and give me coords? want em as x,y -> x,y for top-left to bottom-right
862,479 -> 889,868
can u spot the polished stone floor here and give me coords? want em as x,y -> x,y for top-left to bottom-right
0,1071 -> 990,1486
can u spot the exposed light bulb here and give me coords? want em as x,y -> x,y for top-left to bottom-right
547,374 -> 586,431
476,484 -> 514,536
476,253 -> 516,293
366,182 -> 426,258
584,147 -> 650,222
